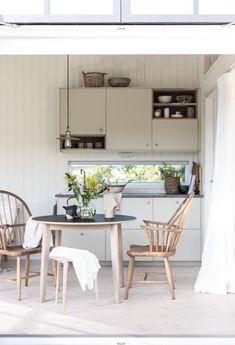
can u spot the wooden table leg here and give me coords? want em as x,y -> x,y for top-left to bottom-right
118,224 -> 124,287
55,228 -> 62,246
110,224 -> 121,304
40,225 -> 51,303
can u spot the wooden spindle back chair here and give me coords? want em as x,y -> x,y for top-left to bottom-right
0,190 -> 42,300
124,192 -> 195,300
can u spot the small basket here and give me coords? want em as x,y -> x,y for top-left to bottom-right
82,71 -> 107,87
176,95 -> 193,103
164,177 -> 180,194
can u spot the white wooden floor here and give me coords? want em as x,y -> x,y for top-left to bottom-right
0,260 -> 235,339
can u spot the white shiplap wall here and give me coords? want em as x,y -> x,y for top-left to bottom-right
0,55 -> 200,215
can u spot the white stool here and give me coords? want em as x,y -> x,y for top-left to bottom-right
52,256 -> 99,314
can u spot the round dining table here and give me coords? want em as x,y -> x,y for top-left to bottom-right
33,214 -> 136,304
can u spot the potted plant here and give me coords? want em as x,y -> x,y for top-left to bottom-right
65,169 -> 109,219
158,165 -> 183,194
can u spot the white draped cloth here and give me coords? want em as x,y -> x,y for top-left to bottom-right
49,246 -> 101,291
195,70 -> 235,294
23,217 -> 52,249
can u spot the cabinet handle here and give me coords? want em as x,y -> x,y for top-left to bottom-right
99,128 -> 103,132
80,232 -> 84,236
147,201 -> 151,205
146,144 -> 149,147
155,144 -> 159,147
176,201 -> 179,204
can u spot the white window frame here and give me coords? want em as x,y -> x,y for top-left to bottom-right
122,0 -> 235,23
2,0 -> 121,23
2,0 -> 235,24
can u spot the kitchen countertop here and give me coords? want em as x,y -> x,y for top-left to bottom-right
55,193 -> 203,198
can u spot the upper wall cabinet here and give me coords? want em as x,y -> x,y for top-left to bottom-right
60,88 -> 106,136
152,119 -> 198,151
106,88 -> 152,150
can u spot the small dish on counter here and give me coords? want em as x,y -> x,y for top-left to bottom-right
170,114 -> 184,118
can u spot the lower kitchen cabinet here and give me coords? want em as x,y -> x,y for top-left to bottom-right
62,229 -> 106,261
153,198 -> 200,229
120,198 -> 153,229
56,195 -> 201,262
168,230 -> 201,261
106,229 -> 153,262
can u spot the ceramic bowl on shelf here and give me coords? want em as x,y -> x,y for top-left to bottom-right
158,95 -> 172,103
108,78 -> 131,87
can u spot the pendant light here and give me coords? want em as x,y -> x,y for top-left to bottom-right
64,55 -> 72,149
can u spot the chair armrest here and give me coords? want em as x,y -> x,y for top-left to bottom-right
142,222 -> 178,232
0,223 -> 26,229
143,219 -> 169,226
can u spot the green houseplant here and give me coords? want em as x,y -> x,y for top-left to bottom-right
65,169 -> 109,219
158,165 -> 183,194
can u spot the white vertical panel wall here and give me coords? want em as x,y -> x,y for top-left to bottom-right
0,55 -> 200,216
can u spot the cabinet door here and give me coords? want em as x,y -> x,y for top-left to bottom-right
152,119 -> 198,151
60,89 -> 106,135
153,198 -> 200,229
120,198 -> 153,229
169,230 -> 201,261
106,88 -> 152,150
106,229 -> 153,261
62,229 -> 106,261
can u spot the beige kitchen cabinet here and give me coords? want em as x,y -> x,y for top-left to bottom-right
153,197 -> 201,229
120,197 -> 153,229
153,197 -> 201,261
164,230 -> 200,261
152,119 -> 199,151
106,88 -> 152,150
62,229 -> 106,261
60,88 -> 106,135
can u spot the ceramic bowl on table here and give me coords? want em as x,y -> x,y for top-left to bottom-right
158,95 -> 172,103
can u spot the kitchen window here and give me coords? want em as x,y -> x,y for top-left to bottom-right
68,161 -> 189,188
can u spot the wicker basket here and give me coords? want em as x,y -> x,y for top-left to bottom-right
176,95 -> 193,103
82,71 -> 107,87
164,177 -> 180,194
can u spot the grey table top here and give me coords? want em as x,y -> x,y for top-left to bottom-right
32,214 -> 136,226
55,193 -> 203,199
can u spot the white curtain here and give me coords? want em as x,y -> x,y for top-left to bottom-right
195,70 -> 235,294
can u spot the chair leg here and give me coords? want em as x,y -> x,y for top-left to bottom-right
52,259 -> 57,287
62,260 -> 69,314
16,256 -> 21,301
94,276 -> 99,306
55,261 -> 61,304
25,255 -> 30,287
124,255 -> 135,300
164,257 -> 175,300
167,258 -> 175,290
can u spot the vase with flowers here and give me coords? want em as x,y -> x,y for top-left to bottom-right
65,169 -> 109,219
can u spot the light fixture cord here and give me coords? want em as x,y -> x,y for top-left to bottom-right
67,54 -> 70,130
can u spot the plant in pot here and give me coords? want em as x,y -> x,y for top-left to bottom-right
158,165 -> 183,194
